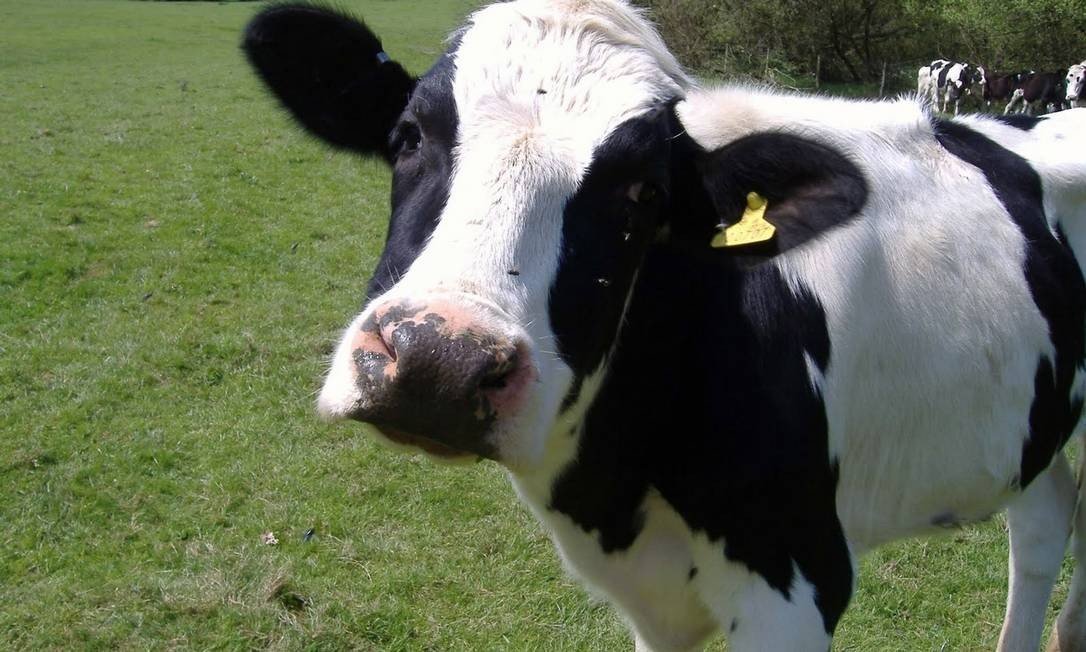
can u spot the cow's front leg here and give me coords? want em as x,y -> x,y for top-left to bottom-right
691,542 -> 851,652
712,572 -> 832,651
634,633 -> 693,652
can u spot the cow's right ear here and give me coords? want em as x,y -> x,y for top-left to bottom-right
666,126 -> 868,261
243,3 -> 416,162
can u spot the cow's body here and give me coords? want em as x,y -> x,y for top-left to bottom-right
985,70 -> 1031,112
1008,71 -> 1069,115
245,2 -> 1086,650
917,59 -> 948,108
518,93 -> 1086,649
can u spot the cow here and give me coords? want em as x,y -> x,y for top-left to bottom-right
1067,62 -> 1086,108
243,2 -> 1086,650
969,64 -> 988,108
985,70 -> 1031,112
926,60 -> 981,114
943,62 -> 984,114
1007,71 -> 1069,115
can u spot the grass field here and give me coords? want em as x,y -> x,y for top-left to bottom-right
0,0 -> 1077,649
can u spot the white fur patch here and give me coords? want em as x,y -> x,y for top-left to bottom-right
317,314 -> 365,421
518,487 -> 717,651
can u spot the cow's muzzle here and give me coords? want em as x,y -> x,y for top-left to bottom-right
328,297 -> 534,459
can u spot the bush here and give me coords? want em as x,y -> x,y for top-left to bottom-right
636,0 -> 1086,88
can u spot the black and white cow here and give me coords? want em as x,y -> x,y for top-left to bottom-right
244,2 -> 1086,650
917,59 -> 949,108
922,59 -> 982,114
944,62 -> 983,114
964,63 -> 987,111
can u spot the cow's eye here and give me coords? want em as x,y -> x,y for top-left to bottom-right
626,181 -> 659,204
396,122 -> 422,156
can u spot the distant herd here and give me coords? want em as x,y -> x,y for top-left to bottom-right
918,58 -> 1086,115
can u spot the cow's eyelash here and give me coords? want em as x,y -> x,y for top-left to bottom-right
390,122 -> 422,155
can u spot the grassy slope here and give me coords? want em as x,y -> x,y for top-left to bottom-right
0,0 -> 1074,649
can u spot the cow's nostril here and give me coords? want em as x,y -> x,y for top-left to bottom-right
479,374 -> 509,390
374,323 -> 400,362
479,349 -> 519,391
382,332 -> 398,362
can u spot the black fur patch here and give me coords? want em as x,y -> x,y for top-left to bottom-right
933,119 -> 1086,487
366,46 -> 460,300
549,244 -> 851,633
992,114 -> 1046,131
936,63 -> 951,91
548,109 -> 674,386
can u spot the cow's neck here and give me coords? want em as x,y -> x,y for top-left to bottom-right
517,241 -> 839,550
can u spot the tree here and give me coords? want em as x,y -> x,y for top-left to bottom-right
636,0 -> 1085,86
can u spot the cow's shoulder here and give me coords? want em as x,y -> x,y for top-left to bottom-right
536,243 -> 852,630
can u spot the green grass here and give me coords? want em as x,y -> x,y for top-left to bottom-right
0,0 -> 1076,649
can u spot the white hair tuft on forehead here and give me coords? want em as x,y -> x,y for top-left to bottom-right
463,0 -> 692,96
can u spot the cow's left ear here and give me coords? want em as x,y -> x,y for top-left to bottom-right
669,127 -> 869,260
243,3 -> 416,162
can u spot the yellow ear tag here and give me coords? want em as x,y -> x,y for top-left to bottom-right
710,192 -> 775,248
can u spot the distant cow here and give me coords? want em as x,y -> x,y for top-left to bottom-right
917,59 -> 949,108
1007,71 -> 1069,115
246,2 -> 1086,650
1067,62 -> 1086,107
984,71 -> 1030,111
926,60 -> 982,114
966,64 -> 987,107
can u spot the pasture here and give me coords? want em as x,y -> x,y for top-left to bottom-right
0,0 -> 1076,649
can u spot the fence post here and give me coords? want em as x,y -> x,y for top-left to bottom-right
815,54 -> 821,90
764,49 -> 770,80
879,61 -> 887,97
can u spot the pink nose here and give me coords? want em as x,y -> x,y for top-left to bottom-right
345,298 -> 532,457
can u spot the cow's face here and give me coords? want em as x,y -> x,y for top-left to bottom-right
973,66 -> 987,93
1066,65 -> 1085,102
245,1 -> 688,469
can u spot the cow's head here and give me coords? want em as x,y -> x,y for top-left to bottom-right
972,65 -> 987,93
244,0 -> 691,469
1066,64 -> 1085,103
